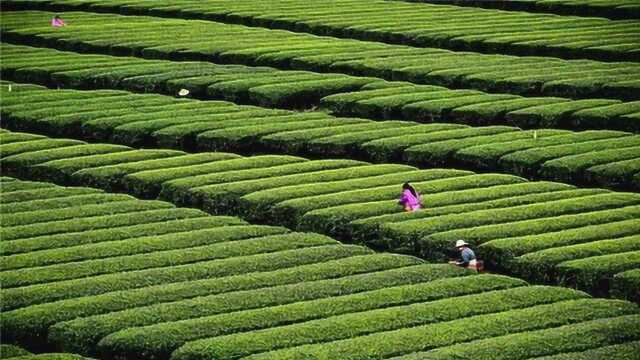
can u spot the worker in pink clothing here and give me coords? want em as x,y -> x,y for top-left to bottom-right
51,15 -> 66,27
398,182 -> 422,212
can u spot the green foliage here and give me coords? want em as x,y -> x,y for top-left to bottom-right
57,264 -> 465,356
419,205 -> 640,261
557,251 -> 640,296
4,254 -> 417,347
97,274 -> 517,359
612,269 -> 640,303
2,244 -> 372,311
1,217 -> 240,256
122,155 -> 305,198
72,153 -> 239,191
0,345 -> 32,359
2,224 -> 282,271
394,315 -> 640,360
177,299 -> 637,360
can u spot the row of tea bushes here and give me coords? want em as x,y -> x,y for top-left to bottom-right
3,129 -> 639,300
321,83 -> 640,131
0,345 -> 94,360
5,43 -> 640,132
3,1 -> 639,62
2,10 -> 638,100
2,82 -> 640,191
1,177 -> 638,360
479,224 -> 640,302
389,0 -> 640,19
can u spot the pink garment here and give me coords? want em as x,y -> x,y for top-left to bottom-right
51,18 -> 65,27
400,189 -> 421,211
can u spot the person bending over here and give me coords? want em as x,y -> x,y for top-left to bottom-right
451,240 -> 476,268
398,182 -> 422,212
51,15 -> 66,27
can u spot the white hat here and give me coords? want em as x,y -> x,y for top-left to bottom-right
455,240 -> 468,248
178,88 -> 190,96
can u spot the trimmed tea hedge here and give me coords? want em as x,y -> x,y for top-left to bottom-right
612,269 -> 640,304
3,3 -> 639,63
4,129 -> 640,300
392,315 -> 640,360
528,340 -> 640,360
3,244 -> 372,310
3,254 -> 426,347
3,84 -> 639,191
0,44 -> 377,110
1,11 -> 638,100
388,0 -> 640,20
173,299 -> 638,360
0,345 -> 32,359
1,217 -> 242,255
54,265 -> 471,356
1,232 -> 340,288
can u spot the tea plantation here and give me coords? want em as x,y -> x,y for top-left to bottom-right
1,0 -> 639,359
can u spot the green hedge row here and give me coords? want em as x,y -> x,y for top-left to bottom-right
451,130 -> 640,191
0,179 -> 55,193
7,355 -> 94,360
322,86 -> 640,131
0,186 -> 102,205
0,44 -> 377,110
418,205 -> 640,261
556,250 -> 640,296
3,2 -> 638,63
499,134 -> 640,178
97,276 -> 525,359
612,269 -> 640,304
2,217 -> 239,255
0,193 -> 131,215
3,224 -> 284,271
211,172 -> 515,232
28,149 -> 184,184
159,159 -> 370,207
509,235 -> 640,279
73,153 -> 237,191
0,344 -> 32,359
387,0 -> 640,20
1,11 -> 637,100
0,131 -> 44,144
122,155 -> 308,198
1,206 -> 207,241
4,253 -> 424,348
174,299 -> 638,360
382,192 -> 640,251
3,83 -> 639,192
298,181 -> 573,239
4,129 -> 640,300
1,232 -> 338,288
392,315 -> 640,360
1,143 -> 132,178
2,244 -> 372,310
347,188 -> 607,248
173,285 -> 585,360
586,157 -> 640,191
454,130 -> 630,170
529,340 -> 640,360
481,218 -> 640,261
54,265 -> 469,356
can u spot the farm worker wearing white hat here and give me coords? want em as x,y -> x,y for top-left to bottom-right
451,240 -> 476,268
